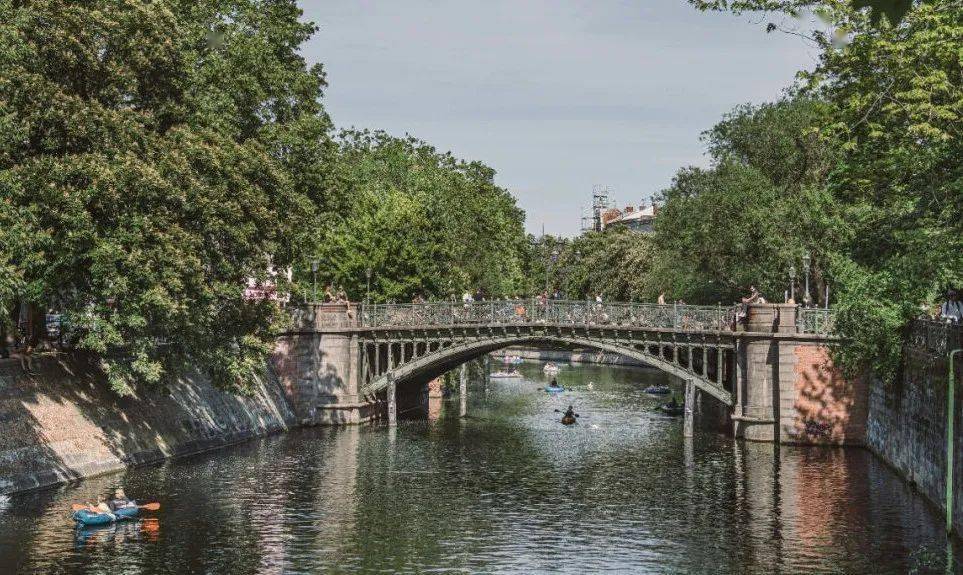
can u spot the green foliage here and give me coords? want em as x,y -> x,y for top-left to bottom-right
649,98 -> 844,306
673,0 -> 962,379
525,229 -> 655,302
309,131 -> 529,303
0,0 -> 329,393
689,0 -> 914,26
807,1 -> 963,378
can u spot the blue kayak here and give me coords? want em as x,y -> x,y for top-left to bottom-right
114,505 -> 139,520
73,510 -> 116,526
545,386 -> 565,393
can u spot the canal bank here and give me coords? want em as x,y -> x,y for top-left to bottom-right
0,356 -> 296,495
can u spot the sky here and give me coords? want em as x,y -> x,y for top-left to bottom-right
298,1 -> 820,236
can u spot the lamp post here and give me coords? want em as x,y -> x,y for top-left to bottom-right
546,247 -> 559,296
802,252 -> 812,307
310,258 -> 319,303
365,267 -> 372,306
565,249 -> 581,300
788,264 -> 796,303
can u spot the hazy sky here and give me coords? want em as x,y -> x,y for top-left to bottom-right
298,1 -> 819,236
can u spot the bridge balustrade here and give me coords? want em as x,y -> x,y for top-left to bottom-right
360,300 -> 739,331
906,318 -> 963,358
796,308 -> 836,335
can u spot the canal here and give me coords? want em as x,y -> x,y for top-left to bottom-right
0,360 -> 958,574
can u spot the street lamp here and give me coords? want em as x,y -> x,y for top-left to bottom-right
802,252 -> 812,307
310,258 -> 320,303
546,247 -> 560,296
365,267 -> 373,306
788,264 -> 796,303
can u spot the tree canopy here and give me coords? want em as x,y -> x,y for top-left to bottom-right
1,1 -> 534,393
662,0 -> 962,379
310,131 -> 528,303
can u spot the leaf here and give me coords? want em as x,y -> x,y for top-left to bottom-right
851,0 -> 913,27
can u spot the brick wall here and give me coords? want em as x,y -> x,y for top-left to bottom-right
783,344 -> 868,445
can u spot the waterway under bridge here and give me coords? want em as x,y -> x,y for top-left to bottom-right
272,300 -> 858,446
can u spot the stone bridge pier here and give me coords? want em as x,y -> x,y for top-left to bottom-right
271,303 -> 380,425
734,304 -> 867,445
271,301 -> 867,446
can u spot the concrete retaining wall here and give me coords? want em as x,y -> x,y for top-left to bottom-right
0,355 -> 296,495
867,351 -> 962,534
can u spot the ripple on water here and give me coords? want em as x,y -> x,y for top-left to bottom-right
0,363 -> 959,574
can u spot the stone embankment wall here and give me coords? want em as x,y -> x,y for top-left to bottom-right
866,350 -> 962,534
0,355 -> 296,495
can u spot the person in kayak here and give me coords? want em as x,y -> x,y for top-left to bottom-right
108,488 -> 135,511
87,495 -> 112,515
548,378 -> 561,389
562,405 -> 578,419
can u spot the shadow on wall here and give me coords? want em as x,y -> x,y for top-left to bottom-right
789,346 -> 867,445
0,353 -> 297,495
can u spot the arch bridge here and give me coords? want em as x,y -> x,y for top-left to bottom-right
272,300 -> 862,446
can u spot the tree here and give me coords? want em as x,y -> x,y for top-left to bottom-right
309,131 -> 529,303
689,0 -> 915,26
649,98 -> 844,306
685,0 -> 962,379
0,0 -> 331,393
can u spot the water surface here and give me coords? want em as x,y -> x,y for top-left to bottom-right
0,361 -> 958,574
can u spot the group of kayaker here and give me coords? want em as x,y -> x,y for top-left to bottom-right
73,487 -> 161,527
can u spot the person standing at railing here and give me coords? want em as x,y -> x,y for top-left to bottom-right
940,288 -> 962,323
657,291 -> 666,305
736,286 -> 765,324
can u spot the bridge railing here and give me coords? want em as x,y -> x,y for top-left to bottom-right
360,299 -> 738,331
796,308 -> 836,335
906,318 -> 962,357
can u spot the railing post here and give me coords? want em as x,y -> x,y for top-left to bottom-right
673,302 -> 678,329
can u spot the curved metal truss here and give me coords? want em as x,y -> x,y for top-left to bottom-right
358,326 -> 735,406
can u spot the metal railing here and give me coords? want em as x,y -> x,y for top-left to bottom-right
359,299 -> 738,331
797,308 -> 836,335
906,319 -> 963,357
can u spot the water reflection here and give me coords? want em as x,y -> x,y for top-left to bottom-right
0,360 -> 959,574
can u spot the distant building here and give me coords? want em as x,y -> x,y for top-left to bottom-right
601,203 -> 658,233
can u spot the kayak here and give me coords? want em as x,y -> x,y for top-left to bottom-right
561,415 -> 577,425
73,509 -> 117,526
114,505 -> 139,520
660,404 -> 685,416
545,386 -> 565,393
644,385 -> 671,395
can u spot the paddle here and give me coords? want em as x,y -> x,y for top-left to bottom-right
553,409 -> 580,417
72,502 -> 160,512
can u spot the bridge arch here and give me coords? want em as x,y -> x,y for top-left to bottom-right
360,334 -> 733,406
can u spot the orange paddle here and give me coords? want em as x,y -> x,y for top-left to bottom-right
71,502 -> 160,511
